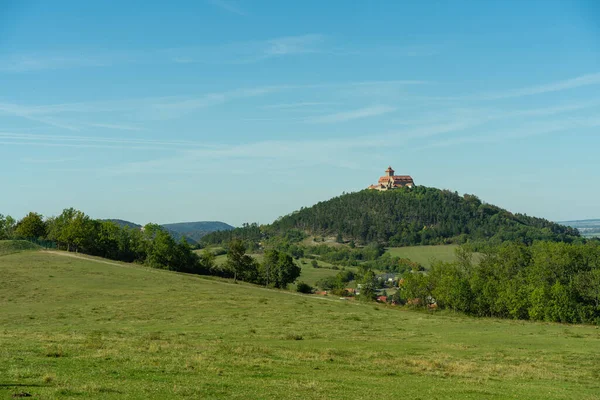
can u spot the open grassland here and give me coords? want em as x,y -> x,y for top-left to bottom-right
1,251 -> 600,399
386,244 -> 480,268
294,261 -> 344,287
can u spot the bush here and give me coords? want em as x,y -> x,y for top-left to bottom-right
296,282 -> 314,294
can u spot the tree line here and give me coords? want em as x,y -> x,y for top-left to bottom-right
400,241 -> 600,324
1,209 -> 300,288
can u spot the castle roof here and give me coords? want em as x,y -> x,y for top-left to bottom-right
378,175 -> 414,184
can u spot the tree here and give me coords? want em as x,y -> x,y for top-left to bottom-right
260,249 -> 301,288
15,212 -> 47,239
226,239 -> 258,282
199,249 -> 216,274
47,208 -> 95,252
0,214 -> 16,239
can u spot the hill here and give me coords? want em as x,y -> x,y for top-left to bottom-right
1,250 -> 599,399
106,219 -> 234,244
560,219 -> 600,238
163,221 -> 234,242
105,219 -> 142,229
268,187 -> 580,246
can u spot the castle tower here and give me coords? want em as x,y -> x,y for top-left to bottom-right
385,166 -> 395,177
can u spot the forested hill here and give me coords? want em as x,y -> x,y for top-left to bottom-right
267,187 -> 580,246
105,219 -> 234,244
162,221 -> 234,242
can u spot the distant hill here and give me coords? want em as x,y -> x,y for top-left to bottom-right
559,219 -> 600,238
162,221 -> 234,243
106,219 -> 142,230
105,219 -> 234,244
203,186 -> 580,246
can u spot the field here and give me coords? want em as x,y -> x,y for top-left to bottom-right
2,249 -> 600,399
386,245 -> 475,268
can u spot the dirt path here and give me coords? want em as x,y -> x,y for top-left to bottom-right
42,250 -> 358,305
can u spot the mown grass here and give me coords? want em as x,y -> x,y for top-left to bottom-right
1,251 -> 599,399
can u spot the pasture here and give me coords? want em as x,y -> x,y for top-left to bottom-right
1,250 -> 599,399
386,244 -> 472,268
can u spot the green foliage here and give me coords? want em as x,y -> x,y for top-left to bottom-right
0,240 -> 40,256
405,241 -> 600,324
15,212 -> 47,239
295,281 -> 314,294
201,222 -> 263,246
260,249 -> 301,288
269,187 -> 580,246
226,239 -> 259,282
0,214 -> 16,240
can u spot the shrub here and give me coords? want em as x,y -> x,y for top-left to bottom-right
296,282 -> 314,294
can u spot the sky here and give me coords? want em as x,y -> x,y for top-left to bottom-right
1,0 -> 599,226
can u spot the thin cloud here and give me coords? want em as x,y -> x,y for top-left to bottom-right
421,116 -> 600,149
0,132 -> 220,149
307,105 -> 396,123
20,157 -> 81,164
482,72 -> 600,100
86,123 -> 144,131
0,54 -> 113,73
0,34 -> 326,72
207,0 -> 246,16
264,34 -> 324,56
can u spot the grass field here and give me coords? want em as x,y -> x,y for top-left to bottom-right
2,250 -> 599,399
386,245 -> 477,268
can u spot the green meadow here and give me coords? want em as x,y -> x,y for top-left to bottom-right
1,248 -> 600,399
386,244 -> 474,268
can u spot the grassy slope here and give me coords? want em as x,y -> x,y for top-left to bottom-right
0,240 -> 40,256
1,251 -> 599,400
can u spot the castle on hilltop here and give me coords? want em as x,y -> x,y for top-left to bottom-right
368,166 -> 415,191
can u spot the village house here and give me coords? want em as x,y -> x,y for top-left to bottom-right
368,166 -> 415,191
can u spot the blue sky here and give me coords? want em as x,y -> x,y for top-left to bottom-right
1,0 -> 599,226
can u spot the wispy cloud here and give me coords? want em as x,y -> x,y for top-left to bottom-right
264,34 -> 324,56
0,54 -> 113,73
307,105 -> 396,123
20,156 -> 81,164
0,34 -> 327,72
0,132 -> 219,150
482,72 -> 600,100
207,0 -> 246,16
420,116 -> 600,149
262,102 -> 339,110
86,123 -> 144,131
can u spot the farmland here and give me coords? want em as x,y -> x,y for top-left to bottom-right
1,249 -> 599,399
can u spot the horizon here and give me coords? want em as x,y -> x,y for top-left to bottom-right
2,0 -> 599,226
